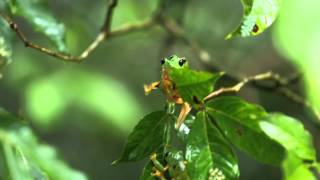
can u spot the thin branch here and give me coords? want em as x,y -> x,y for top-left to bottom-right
203,71 -> 320,120
109,18 -> 155,37
204,72 -> 276,101
0,0 -> 134,62
156,15 -> 212,63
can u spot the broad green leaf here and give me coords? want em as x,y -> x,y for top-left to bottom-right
169,68 -> 223,104
8,0 -> 67,51
0,108 -> 87,180
139,161 -> 156,180
282,153 -> 316,180
260,113 -> 316,161
273,0 -> 320,118
186,112 -> 239,180
206,96 -> 285,165
115,111 -> 173,162
226,0 -> 281,38
0,17 -> 12,65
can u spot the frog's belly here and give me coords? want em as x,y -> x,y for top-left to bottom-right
162,79 -> 183,104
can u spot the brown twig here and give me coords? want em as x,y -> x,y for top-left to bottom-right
204,72 -> 276,101
0,0 -> 154,62
203,71 -> 320,120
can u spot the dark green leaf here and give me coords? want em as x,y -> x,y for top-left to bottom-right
207,117 -> 239,179
169,68 -> 223,104
206,96 -> 285,165
8,0 -> 67,51
260,113 -> 316,161
0,108 -> 87,180
115,111 -> 173,162
186,112 -> 239,180
226,0 -> 281,38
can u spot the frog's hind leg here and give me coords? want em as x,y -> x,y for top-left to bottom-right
175,102 -> 191,129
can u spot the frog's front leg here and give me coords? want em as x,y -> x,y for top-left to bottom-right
144,81 -> 161,95
175,102 -> 191,129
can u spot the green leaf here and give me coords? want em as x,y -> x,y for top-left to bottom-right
115,111 -> 173,162
169,68 -> 223,104
0,17 -> 12,65
206,96 -> 285,165
8,0 -> 67,52
186,112 -> 239,180
226,0 -> 281,38
207,118 -> 240,179
282,153 -> 316,180
260,113 -> 316,161
0,107 -> 87,180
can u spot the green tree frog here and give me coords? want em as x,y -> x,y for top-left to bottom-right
144,55 -> 191,128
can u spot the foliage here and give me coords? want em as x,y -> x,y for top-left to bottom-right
116,68 -> 319,179
7,0 -> 67,52
0,0 -> 319,179
0,108 -> 86,180
226,0 -> 281,39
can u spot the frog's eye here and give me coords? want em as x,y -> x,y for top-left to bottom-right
178,58 -> 187,67
161,58 -> 165,65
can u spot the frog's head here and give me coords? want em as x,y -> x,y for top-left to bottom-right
161,55 -> 189,70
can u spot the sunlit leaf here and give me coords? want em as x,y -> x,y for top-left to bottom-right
226,0 -> 281,38
0,108 -> 87,180
8,0 -> 67,51
115,111 -> 172,162
273,0 -> 320,118
25,69 -> 143,132
169,68 -> 223,104
186,112 -> 239,180
260,113 -> 316,161
206,96 -> 285,165
282,153 -> 316,180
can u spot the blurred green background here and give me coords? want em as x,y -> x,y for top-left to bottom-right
0,0 -> 319,179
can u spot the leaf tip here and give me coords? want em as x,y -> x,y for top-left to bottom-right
225,33 -> 233,40
111,159 -> 119,165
